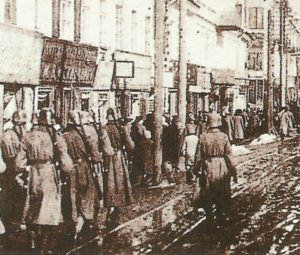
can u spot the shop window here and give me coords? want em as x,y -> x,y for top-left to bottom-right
37,88 -> 54,110
38,90 -> 51,110
247,51 -> 263,71
81,91 -> 90,111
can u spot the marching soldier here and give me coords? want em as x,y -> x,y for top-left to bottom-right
119,117 -> 135,185
63,110 -> 102,241
103,108 -> 133,230
16,108 -> 73,254
0,110 -> 27,250
194,113 -> 237,230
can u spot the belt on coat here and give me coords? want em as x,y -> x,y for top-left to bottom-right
28,159 -> 53,165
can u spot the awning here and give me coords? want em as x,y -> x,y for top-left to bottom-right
212,69 -> 236,85
0,23 -> 43,85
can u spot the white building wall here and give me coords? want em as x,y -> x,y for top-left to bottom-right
168,1 -> 218,69
98,0 -> 154,57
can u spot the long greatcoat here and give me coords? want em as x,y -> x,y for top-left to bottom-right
279,111 -> 294,136
223,115 -> 234,142
233,115 -> 245,140
103,122 -> 133,207
1,128 -> 26,231
64,126 -> 99,222
17,127 -> 73,226
194,128 -> 235,210
182,134 -> 199,166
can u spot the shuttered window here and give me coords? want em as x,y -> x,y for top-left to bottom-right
248,7 -> 264,29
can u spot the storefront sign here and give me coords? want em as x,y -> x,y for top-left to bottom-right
40,38 -> 98,86
115,61 -> 134,78
113,51 -> 151,91
0,23 -> 43,84
40,38 -> 64,83
62,44 -> 98,85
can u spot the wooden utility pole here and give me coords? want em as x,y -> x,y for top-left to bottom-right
153,0 -> 166,185
178,0 -> 187,126
267,10 -> 274,133
279,0 -> 287,108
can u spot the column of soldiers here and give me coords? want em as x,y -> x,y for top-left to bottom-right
0,107 -> 132,254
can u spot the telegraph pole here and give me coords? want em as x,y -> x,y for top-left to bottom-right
279,0 -> 287,108
153,0 -> 166,185
178,0 -> 187,126
267,10 -> 274,133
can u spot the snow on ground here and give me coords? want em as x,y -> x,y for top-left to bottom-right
231,145 -> 252,156
249,134 -> 277,146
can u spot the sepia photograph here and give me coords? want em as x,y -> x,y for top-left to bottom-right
0,0 -> 299,254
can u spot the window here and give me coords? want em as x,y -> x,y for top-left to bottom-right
247,51 -> 263,71
99,0 -> 107,46
248,7 -> 264,29
115,3 -> 123,49
60,0 -> 74,40
16,0 -> 37,29
35,0 -> 52,36
145,16 -> 151,55
131,10 -> 137,51
81,1 -> 91,43
4,0 -> 16,24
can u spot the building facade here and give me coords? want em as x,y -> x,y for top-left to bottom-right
0,0 -> 155,127
164,0 -> 249,116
